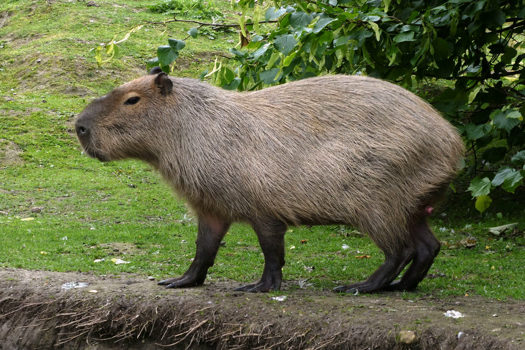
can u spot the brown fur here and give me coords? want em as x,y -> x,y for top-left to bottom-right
76,73 -> 464,293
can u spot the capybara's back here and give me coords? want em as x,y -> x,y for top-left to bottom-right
76,71 -> 464,293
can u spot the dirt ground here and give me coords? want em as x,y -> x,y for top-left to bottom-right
0,269 -> 523,350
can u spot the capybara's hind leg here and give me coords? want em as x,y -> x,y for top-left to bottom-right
235,219 -> 287,292
334,246 -> 413,294
159,214 -> 230,288
386,220 -> 440,291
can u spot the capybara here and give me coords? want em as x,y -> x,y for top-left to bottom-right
75,69 -> 464,293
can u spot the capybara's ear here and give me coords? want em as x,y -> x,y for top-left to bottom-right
154,72 -> 173,96
149,66 -> 163,75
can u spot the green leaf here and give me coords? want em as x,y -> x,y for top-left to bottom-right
433,38 -> 453,60
157,45 -> 178,66
252,43 -> 270,60
229,48 -> 246,57
491,10 -> 506,27
274,34 -> 297,55
333,35 -> 350,47
511,150 -> 525,164
468,177 -> 492,197
465,123 -> 490,140
492,168 -> 523,193
188,27 -> 198,38
157,38 -> 186,67
146,57 -> 159,70
282,51 -> 297,67
266,51 -> 281,68
313,15 -> 336,34
222,77 -> 240,90
393,31 -> 415,43
506,110 -> 522,119
501,47 -> 517,64
364,15 -> 381,22
290,12 -> 313,29
259,68 -> 280,84
221,66 -> 235,84
383,0 -> 391,12
368,21 -> 381,41
475,195 -> 492,213
491,110 -> 521,133
265,7 -> 286,21
168,39 -> 186,51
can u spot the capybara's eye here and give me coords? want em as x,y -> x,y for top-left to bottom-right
124,96 -> 140,105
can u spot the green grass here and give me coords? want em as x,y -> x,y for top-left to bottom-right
1,0 -> 524,300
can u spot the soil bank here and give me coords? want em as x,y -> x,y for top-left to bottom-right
0,269 -> 523,349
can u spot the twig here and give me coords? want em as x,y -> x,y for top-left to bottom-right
492,19 -> 525,34
147,18 -> 277,28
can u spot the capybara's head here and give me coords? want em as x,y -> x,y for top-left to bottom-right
75,68 -> 173,163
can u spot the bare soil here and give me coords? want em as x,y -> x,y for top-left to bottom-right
0,269 -> 523,350
0,139 -> 23,167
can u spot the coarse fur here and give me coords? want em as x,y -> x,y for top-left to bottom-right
76,72 -> 464,293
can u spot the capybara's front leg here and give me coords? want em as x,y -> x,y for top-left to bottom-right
235,219 -> 287,292
159,214 -> 230,288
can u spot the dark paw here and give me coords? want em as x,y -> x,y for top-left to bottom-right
333,285 -> 360,295
383,281 -> 417,292
234,280 -> 279,293
158,275 -> 203,289
334,281 -> 384,294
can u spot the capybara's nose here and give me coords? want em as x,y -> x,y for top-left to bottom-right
75,124 -> 89,138
75,118 -> 91,139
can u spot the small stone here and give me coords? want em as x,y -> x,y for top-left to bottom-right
148,276 -> 155,281
31,207 -> 43,213
61,282 -> 88,290
111,258 -> 130,264
398,330 -> 416,344
444,310 -> 464,318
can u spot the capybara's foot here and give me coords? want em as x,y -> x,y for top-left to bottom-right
158,275 -> 204,288
234,281 -> 278,293
234,270 -> 282,292
382,280 -> 417,292
333,281 -> 385,294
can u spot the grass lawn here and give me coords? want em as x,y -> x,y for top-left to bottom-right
0,0 -> 524,300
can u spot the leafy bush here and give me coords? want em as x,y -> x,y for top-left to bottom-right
148,0 -> 223,20
154,0 -> 525,213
